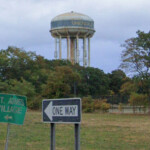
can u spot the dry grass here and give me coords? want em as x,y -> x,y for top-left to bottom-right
0,111 -> 150,150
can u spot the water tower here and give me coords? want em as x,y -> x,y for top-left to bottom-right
50,11 -> 95,67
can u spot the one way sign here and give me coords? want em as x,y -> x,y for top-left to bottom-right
42,98 -> 81,123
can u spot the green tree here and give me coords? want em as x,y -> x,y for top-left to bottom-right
77,67 -> 110,97
120,81 -> 137,95
0,80 -> 10,93
0,46 -> 50,94
0,46 -> 36,80
42,66 -> 80,98
8,78 -> 36,100
0,78 -> 36,106
129,93 -> 149,113
120,30 -> 150,96
108,69 -> 127,94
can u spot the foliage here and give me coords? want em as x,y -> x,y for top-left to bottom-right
132,74 -> 150,95
0,46 -> 134,110
120,30 -> 150,75
100,101 -> 110,112
82,97 -> 111,113
120,30 -> 150,96
28,95 -> 43,110
0,46 -> 37,80
9,78 -> 36,99
82,96 -> 94,113
42,66 -> 81,98
129,93 -> 149,106
0,80 -> 10,93
129,93 -> 149,113
0,78 -> 35,104
77,67 -> 110,97
108,69 -> 127,94
120,81 -> 137,95
118,103 -> 124,112
94,99 -> 110,112
93,100 -> 102,110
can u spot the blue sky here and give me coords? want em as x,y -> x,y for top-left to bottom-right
0,0 -> 150,73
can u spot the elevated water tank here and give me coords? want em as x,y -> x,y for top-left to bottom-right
50,11 -> 95,38
50,11 -> 95,66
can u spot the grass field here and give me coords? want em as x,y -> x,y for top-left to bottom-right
0,111 -> 150,150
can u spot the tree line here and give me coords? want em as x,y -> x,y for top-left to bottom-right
0,30 -> 149,110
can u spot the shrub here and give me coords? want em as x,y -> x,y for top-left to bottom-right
100,100 -> 111,112
129,93 -> 149,113
94,100 -> 102,110
118,103 -> 124,112
82,97 -> 111,113
82,96 -> 94,113
94,99 -> 110,112
28,95 -> 43,110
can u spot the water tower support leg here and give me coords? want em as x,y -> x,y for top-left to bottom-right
55,38 -> 57,59
70,38 -> 75,64
59,36 -> 62,59
74,39 -> 76,64
67,36 -> 70,60
88,38 -> 90,67
83,37 -> 87,67
76,36 -> 79,64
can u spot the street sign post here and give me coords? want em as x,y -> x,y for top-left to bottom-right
42,98 -> 81,150
0,93 -> 27,150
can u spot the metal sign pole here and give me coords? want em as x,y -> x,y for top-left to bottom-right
50,123 -> 55,150
5,123 -> 10,150
74,124 -> 80,150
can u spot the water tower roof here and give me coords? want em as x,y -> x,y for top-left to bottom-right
50,11 -> 95,38
52,11 -> 94,22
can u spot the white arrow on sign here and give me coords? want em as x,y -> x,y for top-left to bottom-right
5,115 -> 12,120
44,101 -> 78,121
44,102 -> 53,121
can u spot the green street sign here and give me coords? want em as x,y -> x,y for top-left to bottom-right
0,94 -> 27,125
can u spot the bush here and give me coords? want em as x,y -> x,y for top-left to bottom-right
28,95 -> 43,110
100,100 -> 110,112
129,93 -> 149,113
93,100 -> 102,110
82,97 -> 111,113
118,103 -> 124,112
94,99 -> 110,112
82,96 -> 94,113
